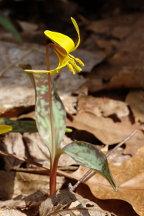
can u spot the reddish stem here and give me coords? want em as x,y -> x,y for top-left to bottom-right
50,155 -> 60,195
45,45 -> 58,195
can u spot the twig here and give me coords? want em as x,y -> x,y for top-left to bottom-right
106,129 -> 137,158
0,149 -> 72,178
69,129 -> 137,192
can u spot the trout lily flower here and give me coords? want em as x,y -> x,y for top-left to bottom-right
25,17 -> 84,75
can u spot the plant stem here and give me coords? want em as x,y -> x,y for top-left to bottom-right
50,154 -> 60,195
46,45 -> 57,195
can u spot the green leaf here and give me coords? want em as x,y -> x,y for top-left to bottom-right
0,11 -> 23,43
33,73 -> 66,162
0,124 -> 12,134
0,118 -> 71,134
0,118 -> 37,133
63,141 -> 116,190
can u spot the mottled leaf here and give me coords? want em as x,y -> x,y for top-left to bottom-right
0,124 -> 12,134
63,141 -> 116,190
33,73 -> 66,161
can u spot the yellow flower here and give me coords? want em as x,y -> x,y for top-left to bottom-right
25,17 -> 84,75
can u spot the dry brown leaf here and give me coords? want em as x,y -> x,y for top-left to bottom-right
0,209 -> 26,216
126,90 -> 144,123
2,133 -> 25,170
39,189 -> 115,216
60,94 -> 77,114
124,129 -> 144,155
0,169 -> 63,200
78,95 -> 129,118
0,190 -> 46,210
22,132 -> 50,166
87,65 -> 144,92
85,13 -> 144,92
87,13 -> 141,40
71,146 -> 144,216
13,171 -> 64,198
67,111 -> 141,145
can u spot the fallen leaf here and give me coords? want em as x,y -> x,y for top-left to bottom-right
85,13 -> 144,92
39,189 -> 115,216
78,95 -> 129,118
0,190 -> 47,210
126,90 -> 144,123
0,209 -> 26,216
87,65 -> 144,92
67,111 -> 141,145
2,133 -> 25,170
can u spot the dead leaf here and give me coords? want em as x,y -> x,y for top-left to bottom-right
39,189 -> 115,216
0,190 -> 46,210
67,111 -> 141,145
2,133 -> 25,170
0,209 -> 26,216
87,65 -> 144,92
13,171 -> 64,198
126,90 -> 144,123
85,13 -> 144,92
87,13 -> 141,40
78,95 -> 129,118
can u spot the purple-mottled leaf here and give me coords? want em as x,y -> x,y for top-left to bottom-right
63,141 -> 116,190
33,73 -> 66,162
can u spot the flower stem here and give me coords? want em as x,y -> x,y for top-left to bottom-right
50,155 -> 60,195
46,45 -> 57,195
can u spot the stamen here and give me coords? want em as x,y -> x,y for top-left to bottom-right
67,63 -> 76,74
75,58 -> 84,66
69,58 -> 82,72
69,54 -> 84,66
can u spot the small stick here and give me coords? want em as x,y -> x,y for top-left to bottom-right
69,129 -> 137,192
106,129 -> 137,158
0,149 -> 73,178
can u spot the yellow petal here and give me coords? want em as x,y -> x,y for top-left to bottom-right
44,30 -> 75,54
70,17 -> 80,51
44,17 -> 80,54
25,59 -> 68,76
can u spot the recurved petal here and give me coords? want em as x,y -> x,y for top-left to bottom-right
44,30 -> 75,54
25,60 -> 68,76
70,17 -> 80,51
